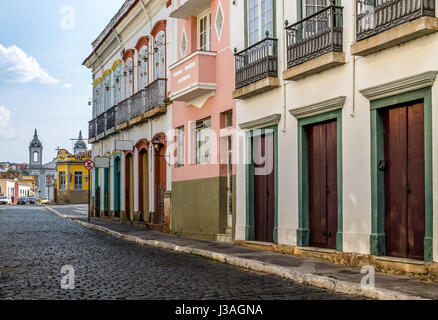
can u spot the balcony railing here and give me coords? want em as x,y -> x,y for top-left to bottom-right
131,89 -> 146,119
89,119 -> 96,140
145,78 -> 167,111
356,0 -> 435,41
115,98 -> 131,126
106,106 -> 116,130
286,5 -> 343,69
96,113 -> 106,136
234,37 -> 278,90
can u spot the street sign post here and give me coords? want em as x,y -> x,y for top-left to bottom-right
84,160 -> 95,222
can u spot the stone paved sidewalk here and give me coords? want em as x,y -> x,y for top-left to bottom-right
46,205 -> 438,300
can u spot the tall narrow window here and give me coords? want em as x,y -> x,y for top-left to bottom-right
74,172 -> 83,190
198,12 -> 211,51
194,118 -> 211,165
125,58 -> 134,98
113,64 -> 122,105
154,31 -> 166,80
248,0 -> 259,45
94,81 -> 103,115
176,126 -> 185,167
59,172 -> 66,191
247,0 -> 273,46
138,46 -> 148,89
103,73 -> 111,110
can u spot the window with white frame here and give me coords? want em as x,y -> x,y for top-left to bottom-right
138,46 -> 148,89
59,172 -> 66,191
74,172 -> 83,190
125,58 -> 134,98
247,0 -> 273,46
154,31 -> 166,80
198,11 -> 211,51
193,118 -> 211,165
302,0 -> 331,18
176,126 -> 185,167
94,81 -> 103,115
113,64 -> 122,105
103,73 -> 111,110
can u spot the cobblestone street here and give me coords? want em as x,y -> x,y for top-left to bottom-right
0,206 -> 361,300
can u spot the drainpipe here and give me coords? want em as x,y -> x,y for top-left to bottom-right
350,1 -> 357,118
281,0 -> 288,133
140,0 -> 152,29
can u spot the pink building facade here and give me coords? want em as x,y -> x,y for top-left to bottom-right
169,0 -> 236,241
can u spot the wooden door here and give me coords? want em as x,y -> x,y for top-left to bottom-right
253,132 -> 275,243
384,102 -> 425,260
308,120 -> 338,250
125,154 -> 133,221
154,146 -> 166,225
138,150 -> 148,221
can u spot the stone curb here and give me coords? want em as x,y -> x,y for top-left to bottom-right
44,206 -> 428,300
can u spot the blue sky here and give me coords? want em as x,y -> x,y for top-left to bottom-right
0,0 -> 122,163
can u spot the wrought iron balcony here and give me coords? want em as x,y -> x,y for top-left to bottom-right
106,106 -> 116,131
131,89 -> 146,119
96,113 -> 106,136
356,0 -> 435,41
88,119 -> 96,140
234,37 -> 278,90
145,78 -> 167,111
286,5 -> 343,69
115,98 -> 131,127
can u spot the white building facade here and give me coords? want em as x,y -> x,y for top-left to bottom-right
232,0 -> 438,262
84,0 -> 175,229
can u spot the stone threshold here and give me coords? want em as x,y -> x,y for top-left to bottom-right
235,240 -> 438,283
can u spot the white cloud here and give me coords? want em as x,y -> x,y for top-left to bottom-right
0,106 -> 20,140
0,44 -> 59,85
63,83 -> 72,88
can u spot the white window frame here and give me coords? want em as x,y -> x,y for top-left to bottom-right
247,0 -> 273,46
176,126 -> 185,167
302,0 -> 331,18
74,171 -> 83,191
113,65 -> 122,105
198,10 -> 211,51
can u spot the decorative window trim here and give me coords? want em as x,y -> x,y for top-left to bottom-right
135,36 -> 150,52
122,49 -> 135,61
239,113 -> 282,130
150,20 -> 167,37
289,96 -> 346,119
360,71 -> 438,102
112,59 -> 122,71
244,0 -> 276,48
180,28 -> 188,58
215,1 -> 225,43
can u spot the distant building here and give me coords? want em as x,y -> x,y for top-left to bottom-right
28,129 -> 57,201
55,148 -> 91,204
74,131 -> 87,156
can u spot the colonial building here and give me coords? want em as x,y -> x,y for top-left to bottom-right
232,0 -> 438,263
55,146 -> 91,205
28,129 -> 57,201
84,0 -> 174,230
169,0 -> 237,241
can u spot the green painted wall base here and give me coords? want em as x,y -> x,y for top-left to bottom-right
297,228 -> 309,247
425,237 -> 433,262
171,176 -> 235,239
336,232 -> 343,252
370,233 -> 386,256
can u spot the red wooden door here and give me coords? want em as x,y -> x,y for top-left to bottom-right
154,147 -> 166,225
384,102 -> 425,260
253,133 -> 275,243
308,120 -> 338,249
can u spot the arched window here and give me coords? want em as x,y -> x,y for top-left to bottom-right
33,151 -> 39,163
125,57 -> 134,99
113,64 -> 122,105
154,31 -> 166,80
103,72 -> 111,110
138,46 -> 149,89
93,80 -> 103,115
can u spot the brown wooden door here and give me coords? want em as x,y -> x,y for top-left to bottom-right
253,133 -> 275,243
384,102 -> 425,260
154,146 -> 166,225
308,120 -> 338,250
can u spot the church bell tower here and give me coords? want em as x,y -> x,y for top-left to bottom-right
29,129 -> 43,169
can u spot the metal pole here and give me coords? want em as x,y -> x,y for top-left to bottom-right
88,169 -> 91,222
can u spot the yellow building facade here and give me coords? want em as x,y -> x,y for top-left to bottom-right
56,149 -> 91,204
